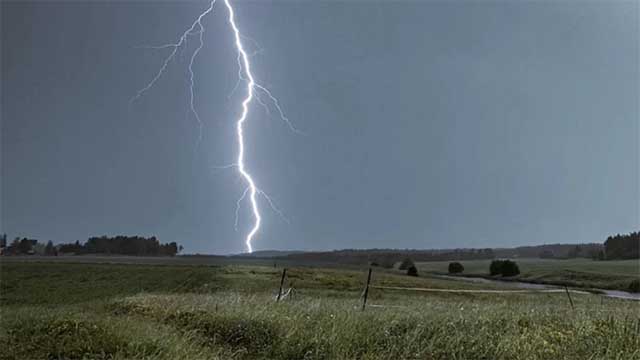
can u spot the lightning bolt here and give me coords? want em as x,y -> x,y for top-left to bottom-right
131,0 -> 216,150
223,0 -> 261,254
132,0 -> 296,253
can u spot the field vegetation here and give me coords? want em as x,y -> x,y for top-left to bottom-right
416,258 -> 640,292
1,260 -> 639,359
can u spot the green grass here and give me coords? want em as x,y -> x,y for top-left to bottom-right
1,260 -> 639,359
416,258 -> 640,291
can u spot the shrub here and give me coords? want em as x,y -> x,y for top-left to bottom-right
501,260 -> 520,276
629,279 -> 640,293
399,258 -> 415,270
407,265 -> 418,277
448,262 -> 464,274
489,260 -> 520,277
489,260 -> 503,276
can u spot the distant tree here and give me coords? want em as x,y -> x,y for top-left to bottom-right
159,242 -> 179,256
62,235 -> 180,256
33,243 -> 46,255
501,260 -> 520,277
490,260 -> 503,276
59,243 -> 77,254
448,262 -> 464,274
44,241 -> 55,256
10,239 -> 18,254
7,238 -> 21,255
407,265 -> 418,277
568,245 -> 582,258
18,238 -> 35,254
74,240 -> 84,254
588,249 -> 605,261
169,242 -> 178,256
604,232 -> 639,260
399,258 -> 415,270
489,260 -> 520,277
629,279 -> 640,293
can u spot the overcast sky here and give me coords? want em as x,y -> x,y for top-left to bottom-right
2,0 -> 638,254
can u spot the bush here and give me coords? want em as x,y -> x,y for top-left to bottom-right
629,279 -> 640,293
399,258 -> 415,270
501,260 -> 520,276
489,260 -> 520,277
407,265 -> 418,277
448,262 -> 464,274
489,260 -> 503,276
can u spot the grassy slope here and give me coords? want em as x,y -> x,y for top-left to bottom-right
1,261 -> 639,360
416,258 -> 640,291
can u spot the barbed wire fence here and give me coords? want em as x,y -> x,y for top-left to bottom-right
273,267 -> 636,311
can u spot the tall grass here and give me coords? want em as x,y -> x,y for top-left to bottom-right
1,261 -> 638,359
107,292 -> 640,360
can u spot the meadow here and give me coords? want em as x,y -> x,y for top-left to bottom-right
1,259 -> 639,359
416,258 -> 640,292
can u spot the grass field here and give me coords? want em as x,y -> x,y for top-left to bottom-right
416,258 -> 640,292
1,259 -> 639,359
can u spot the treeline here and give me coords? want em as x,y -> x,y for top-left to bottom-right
279,238 -> 637,265
59,236 -> 182,256
2,237 -> 46,256
282,248 -> 497,267
1,235 -> 182,257
495,243 -> 604,260
604,232 -> 639,260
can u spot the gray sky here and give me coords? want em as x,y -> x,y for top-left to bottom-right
2,0 -> 638,254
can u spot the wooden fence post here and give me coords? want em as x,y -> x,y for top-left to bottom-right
361,267 -> 372,311
564,286 -> 574,310
276,268 -> 287,302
